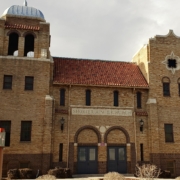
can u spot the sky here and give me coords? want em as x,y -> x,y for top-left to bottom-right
0,0 -> 180,62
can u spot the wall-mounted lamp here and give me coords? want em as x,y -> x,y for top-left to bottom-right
60,117 -> 65,131
139,119 -> 144,132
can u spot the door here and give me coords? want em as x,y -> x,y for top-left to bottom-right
108,146 -> 127,173
78,146 -> 98,174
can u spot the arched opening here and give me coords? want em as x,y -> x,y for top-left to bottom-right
24,34 -> 34,57
8,33 -> 19,55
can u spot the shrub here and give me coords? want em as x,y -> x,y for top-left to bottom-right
36,174 -> 56,180
19,168 -> 33,179
104,172 -> 125,180
7,169 -> 19,179
48,167 -> 72,178
135,164 -> 161,180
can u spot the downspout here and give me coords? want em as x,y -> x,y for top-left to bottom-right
67,85 -> 71,168
133,88 -> 138,162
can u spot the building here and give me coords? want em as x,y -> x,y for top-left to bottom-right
0,1 -> 180,177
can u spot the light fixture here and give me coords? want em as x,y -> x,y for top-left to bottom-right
139,119 -> 144,132
60,117 -> 65,131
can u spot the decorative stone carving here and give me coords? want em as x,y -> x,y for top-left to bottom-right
162,51 -> 180,74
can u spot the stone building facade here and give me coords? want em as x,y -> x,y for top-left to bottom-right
0,1 -> 180,177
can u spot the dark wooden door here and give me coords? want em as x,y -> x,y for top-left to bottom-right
108,146 -> 127,173
78,146 -> 98,174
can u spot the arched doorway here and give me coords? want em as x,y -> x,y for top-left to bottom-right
74,125 -> 101,174
104,126 -> 130,174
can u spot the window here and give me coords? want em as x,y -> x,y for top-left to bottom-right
168,59 -> 177,68
114,91 -> 119,106
86,90 -> 91,106
162,77 -> 170,96
164,124 -> 174,142
137,92 -> 142,108
166,160 -> 175,175
0,121 -> 11,146
20,121 -> 32,141
179,83 -> 180,96
60,89 -> 65,106
25,76 -> 34,90
24,34 -> 34,57
3,75 -> 12,89
59,143 -> 63,162
8,32 -> 19,55
20,162 -> 30,168
140,143 -> 144,161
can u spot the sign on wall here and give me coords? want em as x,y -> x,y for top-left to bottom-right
72,108 -> 132,116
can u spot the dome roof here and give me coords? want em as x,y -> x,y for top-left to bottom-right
1,3 -> 45,21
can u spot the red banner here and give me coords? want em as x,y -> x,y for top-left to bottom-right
0,128 -> 5,132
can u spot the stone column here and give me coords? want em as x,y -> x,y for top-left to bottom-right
41,95 -> 54,174
18,36 -> 25,57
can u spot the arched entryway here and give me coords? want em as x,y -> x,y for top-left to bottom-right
104,126 -> 130,174
74,125 -> 101,174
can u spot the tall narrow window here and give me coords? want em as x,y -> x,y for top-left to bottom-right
8,32 -> 19,55
25,76 -> 34,90
140,143 -> 144,161
86,90 -> 91,106
137,92 -> 142,108
164,124 -> 174,142
0,121 -> 11,146
59,143 -> 63,162
162,77 -> 170,96
178,83 -> 180,96
24,34 -> 34,57
3,75 -> 12,89
60,89 -> 65,106
20,121 -> 32,141
114,91 -> 119,106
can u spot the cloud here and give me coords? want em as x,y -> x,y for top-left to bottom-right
1,0 -> 180,61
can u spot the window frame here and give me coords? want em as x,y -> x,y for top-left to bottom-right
162,77 -> 170,97
3,75 -> 12,90
137,92 -> 142,108
25,76 -> 34,90
60,89 -> 65,106
164,124 -> 174,143
20,121 -> 32,142
86,89 -> 91,106
113,91 -> 119,107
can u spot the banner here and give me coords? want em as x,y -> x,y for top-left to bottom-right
0,132 -> 5,147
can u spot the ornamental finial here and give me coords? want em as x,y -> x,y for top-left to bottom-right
23,0 -> 28,6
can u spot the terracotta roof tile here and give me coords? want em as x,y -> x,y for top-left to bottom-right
53,57 -> 149,88
136,111 -> 148,116
5,23 -> 40,31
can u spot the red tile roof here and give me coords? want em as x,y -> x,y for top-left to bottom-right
53,57 -> 149,88
136,111 -> 148,116
5,23 -> 40,31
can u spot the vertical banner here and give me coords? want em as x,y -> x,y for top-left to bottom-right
0,128 -> 5,147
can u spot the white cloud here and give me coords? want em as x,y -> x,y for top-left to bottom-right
1,0 -> 180,61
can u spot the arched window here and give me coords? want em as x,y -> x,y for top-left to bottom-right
24,34 -> 34,57
162,77 -> 170,96
86,90 -> 91,106
137,92 -> 142,108
8,33 -> 19,55
114,91 -> 119,106
60,89 -> 65,106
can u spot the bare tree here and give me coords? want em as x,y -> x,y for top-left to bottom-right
135,164 -> 161,180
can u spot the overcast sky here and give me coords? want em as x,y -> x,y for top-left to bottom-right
0,0 -> 179,61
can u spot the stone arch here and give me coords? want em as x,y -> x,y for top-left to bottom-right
7,30 -> 21,37
74,125 -> 101,143
23,31 -> 37,38
104,126 -> 130,143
